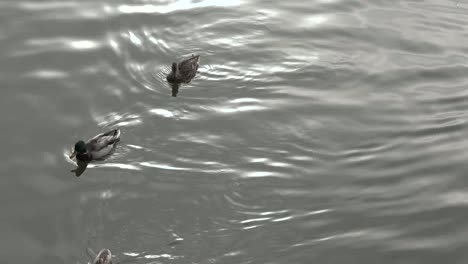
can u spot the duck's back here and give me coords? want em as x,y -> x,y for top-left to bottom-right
87,129 -> 120,151
86,129 -> 121,160
178,55 -> 199,82
93,249 -> 112,264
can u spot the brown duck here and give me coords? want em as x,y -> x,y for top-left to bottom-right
166,54 -> 200,83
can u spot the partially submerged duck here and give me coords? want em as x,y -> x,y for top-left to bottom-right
69,129 -> 120,162
166,54 -> 200,83
93,248 -> 113,264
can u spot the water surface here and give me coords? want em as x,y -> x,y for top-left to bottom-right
1,0 -> 468,263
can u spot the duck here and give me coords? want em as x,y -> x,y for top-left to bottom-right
166,54 -> 200,83
93,248 -> 113,264
69,129 -> 120,162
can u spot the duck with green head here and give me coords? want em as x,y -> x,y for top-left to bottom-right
70,129 -> 121,162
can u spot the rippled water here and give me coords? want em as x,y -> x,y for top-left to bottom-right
1,0 -> 468,263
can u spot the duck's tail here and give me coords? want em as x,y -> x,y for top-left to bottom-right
101,129 -> 121,144
191,54 -> 200,62
93,248 -> 112,264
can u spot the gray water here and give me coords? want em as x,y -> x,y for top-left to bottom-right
1,0 -> 468,263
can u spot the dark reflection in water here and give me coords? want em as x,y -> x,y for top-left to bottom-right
71,160 -> 88,177
170,82 -> 180,97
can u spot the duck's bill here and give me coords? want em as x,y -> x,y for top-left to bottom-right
93,248 -> 112,264
69,151 -> 76,159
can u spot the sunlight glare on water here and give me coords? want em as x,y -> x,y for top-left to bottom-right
113,0 -> 243,14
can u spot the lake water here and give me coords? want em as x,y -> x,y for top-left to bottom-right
1,0 -> 468,263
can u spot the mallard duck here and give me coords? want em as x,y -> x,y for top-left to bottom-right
166,54 -> 200,83
93,248 -> 113,264
69,129 -> 120,162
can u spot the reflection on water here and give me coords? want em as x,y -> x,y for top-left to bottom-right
170,82 -> 180,97
2,0 -> 468,263
71,160 -> 88,177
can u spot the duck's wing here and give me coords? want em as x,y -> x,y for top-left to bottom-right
87,129 -> 121,151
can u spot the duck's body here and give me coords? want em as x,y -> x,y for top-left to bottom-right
166,54 -> 200,83
93,249 -> 113,264
70,129 -> 120,162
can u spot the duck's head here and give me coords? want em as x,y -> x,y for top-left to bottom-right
93,248 -> 112,264
69,140 -> 86,159
166,62 -> 178,83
